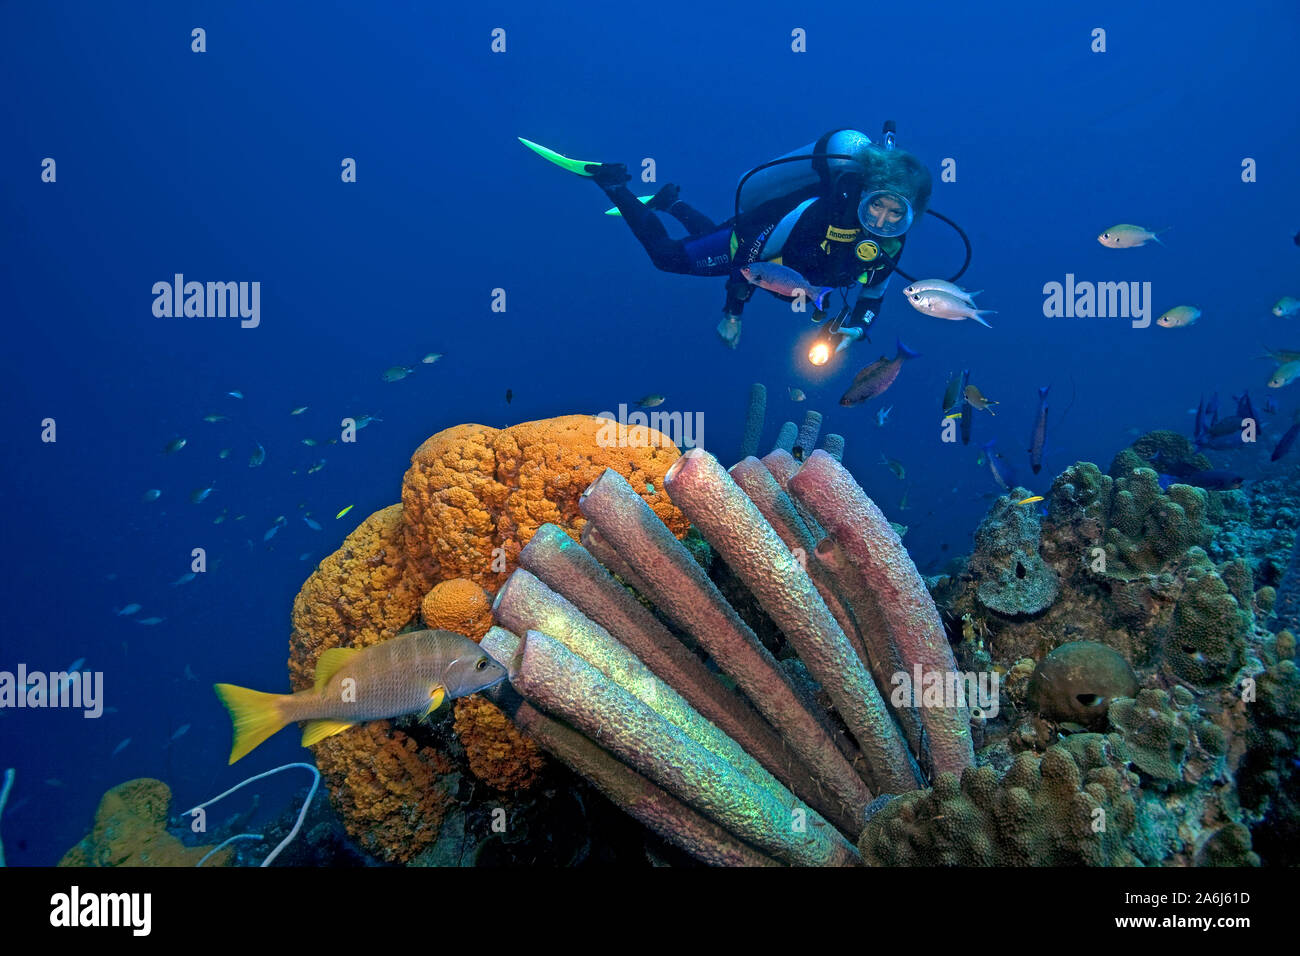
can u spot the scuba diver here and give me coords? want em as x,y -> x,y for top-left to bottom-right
520,126 -> 965,358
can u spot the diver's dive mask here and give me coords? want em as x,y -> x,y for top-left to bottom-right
858,189 -> 914,238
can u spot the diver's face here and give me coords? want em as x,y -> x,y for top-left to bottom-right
864,195 -> 906,229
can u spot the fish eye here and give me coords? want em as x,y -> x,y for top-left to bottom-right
475,657 -> 487,671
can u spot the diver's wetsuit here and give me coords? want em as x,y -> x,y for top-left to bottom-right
599,180 -> 901,331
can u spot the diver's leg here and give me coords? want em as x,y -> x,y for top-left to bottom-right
644,182 -> 719,235
667,201 -> 718,236
593,167 -> 693,273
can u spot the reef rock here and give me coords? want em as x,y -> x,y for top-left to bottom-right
968,489 -> 1059,617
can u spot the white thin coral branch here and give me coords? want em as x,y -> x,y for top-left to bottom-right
0,768 -> 13,867
184,762 -> 320,867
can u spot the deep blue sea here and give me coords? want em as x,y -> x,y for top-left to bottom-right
1,0 -> 1297,866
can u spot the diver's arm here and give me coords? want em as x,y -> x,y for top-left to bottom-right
722,272 -> 754,316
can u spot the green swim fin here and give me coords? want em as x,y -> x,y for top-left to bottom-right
604,197 -> 655,216
518,137 -> 601,176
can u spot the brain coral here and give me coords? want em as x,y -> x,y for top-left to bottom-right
421,578 -> 495,640
286,415 -> 689,862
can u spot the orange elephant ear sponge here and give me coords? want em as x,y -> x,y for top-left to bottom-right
401,414 -> 688,593
421,578 -> 494,641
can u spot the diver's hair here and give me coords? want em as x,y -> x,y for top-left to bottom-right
864,145 -> 933,218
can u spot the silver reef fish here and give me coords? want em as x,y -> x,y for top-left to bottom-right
904,288 -> 995,328
902,279 -> 981,305
1097,224 -> 1168,248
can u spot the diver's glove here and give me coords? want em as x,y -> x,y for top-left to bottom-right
585,162 -> 631,189
646,183 -> 681,211
716,312 -> 742,349
834,325 -> 865,352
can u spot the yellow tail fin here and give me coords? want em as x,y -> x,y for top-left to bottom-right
214,683 -> 290,764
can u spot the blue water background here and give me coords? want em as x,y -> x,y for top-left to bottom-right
1,0 -> 1297,863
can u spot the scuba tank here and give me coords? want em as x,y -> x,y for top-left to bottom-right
736,129 -> 874,216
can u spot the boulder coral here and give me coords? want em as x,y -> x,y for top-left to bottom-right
60,778 -> 232,867
1165,549 -> 1249,687
859,745 -> 1142,866
1026,640 -> 1138,728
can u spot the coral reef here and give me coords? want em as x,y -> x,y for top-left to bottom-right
276,405 -> 1299,866
1165,550 -> 1249,687
309,723 -> 456,864
859,745 -> 1142,865
453,695 -> 547,791
938,462 -> 1235,672
1113,430 -> 1211,481
483,446 -> 974,865
60,778 -> 232,867
286,416 -> 689,861
1239,654 -> 1300,864
930,441 -> 1300,866
968,488 -> 1059,616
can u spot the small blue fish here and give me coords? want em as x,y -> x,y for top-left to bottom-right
982,439 -> 1016,491
170,723 -> 191,742
170,572 -> 197,587
1272,420 -> 1300,462
303,516 -> 322,531
876,405 -> 893,427
112,738 -> 131,757
116,603 -> 141,616
263,516 -> 287,541
227,390 -> 244,399
1028,385 -> 1049,475
136,616 -> 165,625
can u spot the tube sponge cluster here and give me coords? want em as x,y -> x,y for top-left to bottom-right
484,446 -> 974,865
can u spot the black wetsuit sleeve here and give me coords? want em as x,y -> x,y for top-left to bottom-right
723,275 -> 754,316
721,208 -> 782,316
851,293 -> 878,323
